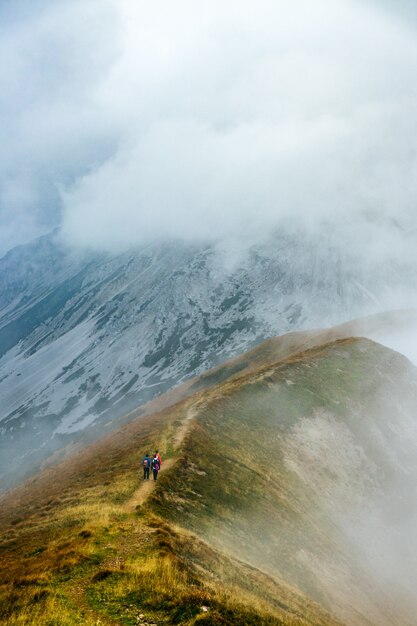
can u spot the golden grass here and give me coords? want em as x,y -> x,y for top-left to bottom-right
0,337 -> 368,625
2,592 -> 98,626
0,466 -> 340,625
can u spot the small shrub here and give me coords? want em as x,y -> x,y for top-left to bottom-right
25,546 -> 46,557
171,594 -> 211,623
78,529 -> 92,539
91,569 -> 114,582
30,589 -> 49,604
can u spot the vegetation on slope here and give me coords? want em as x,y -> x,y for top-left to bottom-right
0,384 -> 341,625
150,338 -> 417,625
2,332 -> 416,625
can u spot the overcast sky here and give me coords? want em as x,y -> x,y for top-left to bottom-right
0,0 -> 416,258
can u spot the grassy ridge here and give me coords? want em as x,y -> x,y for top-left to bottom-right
149,338 -> 417,624
0,384 -> 341,624
2,333 -> 414,624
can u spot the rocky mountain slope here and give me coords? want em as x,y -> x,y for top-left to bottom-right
1,331 -> 417,625
0,230 -> 415,490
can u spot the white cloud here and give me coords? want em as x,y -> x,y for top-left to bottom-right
60,0 -> 417,254
1,0 -> 417,261
0,0 -> 121,255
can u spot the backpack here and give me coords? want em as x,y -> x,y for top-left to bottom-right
153,458 -> 160,471
143,457 -> 150,468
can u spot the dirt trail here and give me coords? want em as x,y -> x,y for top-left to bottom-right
124,402 -> 199,513
124,458 -> 176,512
173,405 -> 198,448
61,403 -> 204,624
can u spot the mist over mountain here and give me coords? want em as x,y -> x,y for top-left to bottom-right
2,3 -> 417,624
1,226 -> 416,491
2,1 -> 417,490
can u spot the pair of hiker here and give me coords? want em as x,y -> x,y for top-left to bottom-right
142,450 -> 162,480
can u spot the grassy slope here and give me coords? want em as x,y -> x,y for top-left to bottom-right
150,338 -> 417,625
0,381 -> 341,625
1,332 -> 417,624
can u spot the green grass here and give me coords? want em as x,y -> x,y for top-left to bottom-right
4,335 -> 413,625
0,390 -> 341,625
149,339 -> 417,610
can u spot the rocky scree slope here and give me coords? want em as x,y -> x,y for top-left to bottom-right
0,229 -> 413,490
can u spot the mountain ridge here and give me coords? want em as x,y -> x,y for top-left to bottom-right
1,330 -> 417,624
2,228 -> 415,491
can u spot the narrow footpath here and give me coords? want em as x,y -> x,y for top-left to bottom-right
124,457 -> 177,512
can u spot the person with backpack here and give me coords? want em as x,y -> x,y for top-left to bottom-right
152,454 -> 160,480
155,449 -> 162,466
142,452 -> 152,480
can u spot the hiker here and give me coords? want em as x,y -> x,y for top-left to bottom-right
152,453 -> 160,480
155,449 -> 162,466
142,452 -> 152,480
